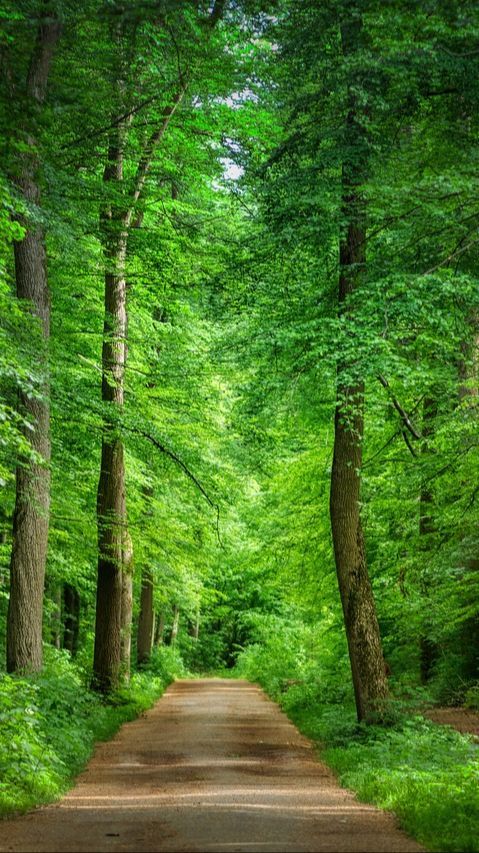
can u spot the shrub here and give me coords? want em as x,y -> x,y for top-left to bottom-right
0,645 -> 173,817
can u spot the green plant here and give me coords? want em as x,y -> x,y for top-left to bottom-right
235,623 -> 479,852
464,682 -> 479,711
0,647 -> 172,817
144,645 -> 188,683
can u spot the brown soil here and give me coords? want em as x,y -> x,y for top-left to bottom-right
0,679 -> 423,853
425,707 -> 479,738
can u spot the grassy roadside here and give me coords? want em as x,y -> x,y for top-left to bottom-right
288,702 -> 479,853
235,643 -> 479,853
0,645 -> 185,818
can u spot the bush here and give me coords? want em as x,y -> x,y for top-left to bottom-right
0,645 -> 174,817
143,644 -> 188,682
465,682 -> 479,711
0,674 -> 64,814
179,631 -> 227,673
235,613 -> 352,708
234,616 -> 479,853
319,714 -> 479,853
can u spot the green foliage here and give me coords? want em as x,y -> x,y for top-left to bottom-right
0,673 -> 63,814
1,4 -> 479,850
235,611 -> 352,707
0,647 -> 175,817
318,714 -> 479,853
465,683 -> 479,711
239,624 -> 479,853
141,644 -> 187,684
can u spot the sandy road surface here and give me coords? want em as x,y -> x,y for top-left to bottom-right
425,707 -> 479,737
0,679 -> 422,853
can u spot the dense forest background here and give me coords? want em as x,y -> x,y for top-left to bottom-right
1,1 -> 479,849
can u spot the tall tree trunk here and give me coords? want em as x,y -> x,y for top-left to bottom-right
154,610 -> 165,646
92,113 -> 130,691
137,484 -> 154,665
6,13 -> 61,674
91,5 -> 225,688
48,580 -> 62,649
419,397 -> 438,683
137,567 -> 154,665
190,610 -> 200,641
63,583 -> 80,655
329,14 -> 388,722
120,530 -> 133,682
170,605 -> 180,646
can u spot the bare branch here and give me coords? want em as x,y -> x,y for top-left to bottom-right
423,236 -> 479,276
61,94 -> 161,150
363,429 -> 401,468
125,83 -> 188,227
401,429 -> 418,457
377,374 -> 422,440
125,426 -> 223,546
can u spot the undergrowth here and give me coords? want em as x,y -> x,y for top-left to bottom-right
293,706 -> 479,853
236,627 -> 479,853
0,644 -> 185,817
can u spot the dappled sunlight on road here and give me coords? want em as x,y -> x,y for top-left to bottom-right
0,679 -> 423,853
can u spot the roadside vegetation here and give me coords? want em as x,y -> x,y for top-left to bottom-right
235,621 -> 479,853
1,3 -> 479,850
0,646 -> 184,816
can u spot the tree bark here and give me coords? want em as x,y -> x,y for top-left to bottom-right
6,12 -> 61,674
154,610 -> 165,646
48,580 -> 62,649
92,113 -> 130,691
63,583 -> 80,655
137,566 -> 154,665
170,605 -> 180,646
191,610 -> 200,641
92,8 -> 224,689
329,14 -> 389,722
120,530 -> 133,681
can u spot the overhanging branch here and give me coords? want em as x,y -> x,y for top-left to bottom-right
126,425 -> 222,546
377,374 -> 422,440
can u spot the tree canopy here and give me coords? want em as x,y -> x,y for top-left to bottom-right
1,1 -> 479,846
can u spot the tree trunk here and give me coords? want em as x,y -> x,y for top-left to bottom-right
48,580 -> 62,649
154,610 -> 165,646
63,583 -> 80,655
6,14 -> 61,674
91,7 -> 222,688
92,115 -> 130,692
191,610 -> 200,641
329,14 -> 389,723
137,567 -> 154,665
120,530 -> 133,682
170,605 -> 180,646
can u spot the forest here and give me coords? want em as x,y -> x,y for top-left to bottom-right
0,1 -> 478,851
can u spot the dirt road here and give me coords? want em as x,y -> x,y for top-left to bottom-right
425,706 -> 479,737
0,679 -> 422,853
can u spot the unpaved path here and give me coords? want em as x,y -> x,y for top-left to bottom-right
0,679 -> 422,853
425,707 -> 479,738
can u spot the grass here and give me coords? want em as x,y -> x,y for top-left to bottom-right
0,644 -> 185,817
2,637 -> 478,851
235,638 -> 479,853
290,703 -> 479,853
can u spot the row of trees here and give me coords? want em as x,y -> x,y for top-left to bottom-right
1,0 -> 256,691
221,0 -> 479,718
1,0 -> 479,724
